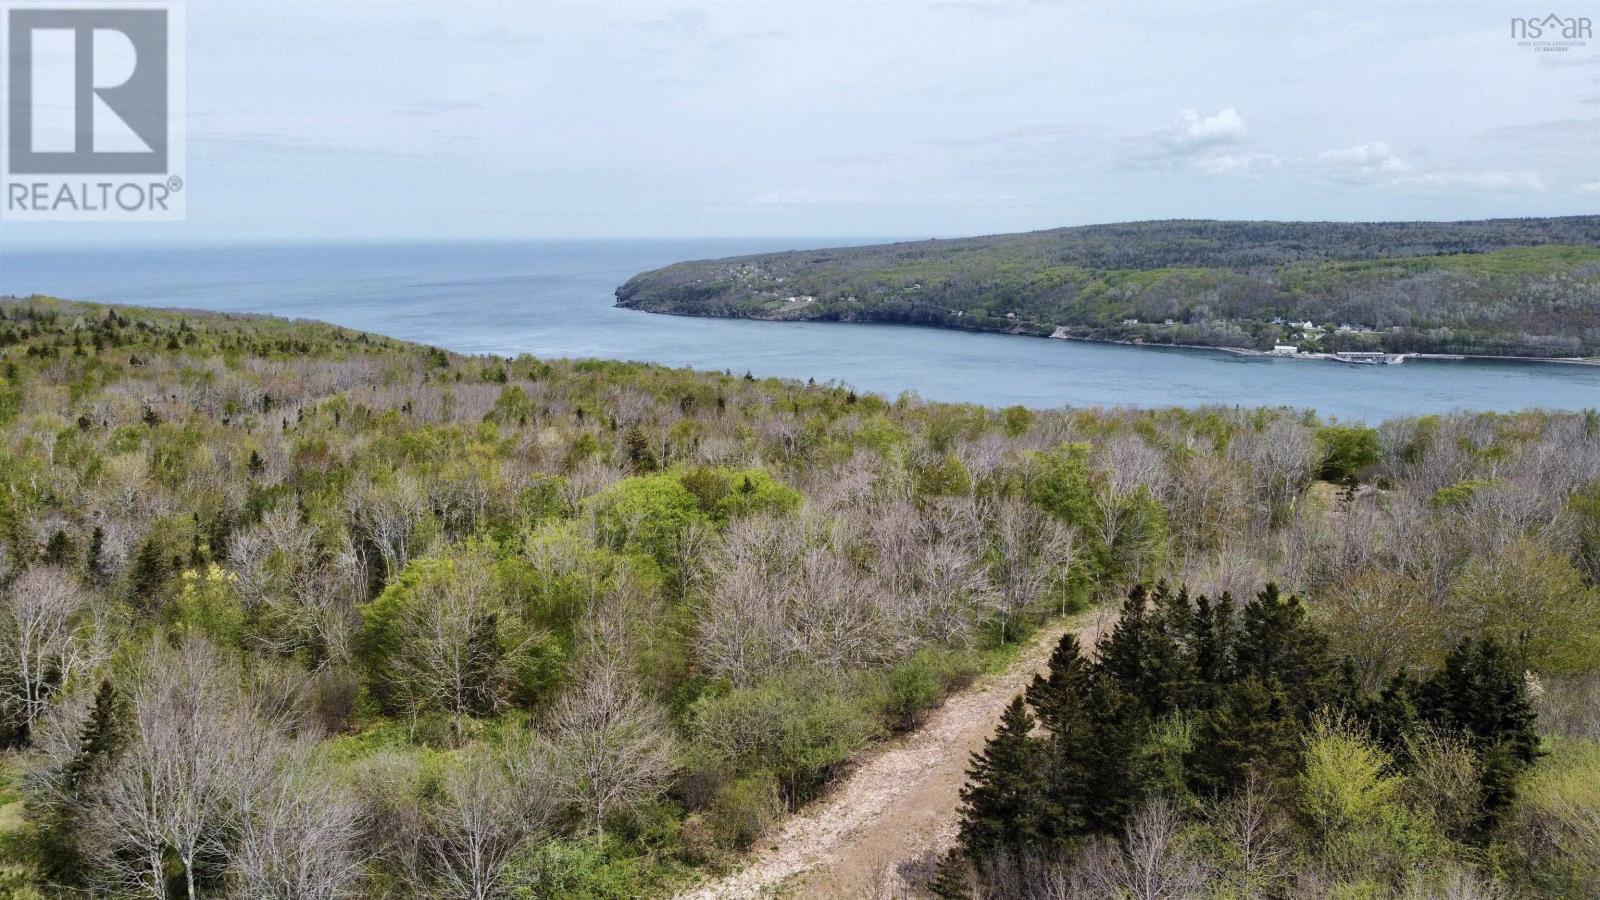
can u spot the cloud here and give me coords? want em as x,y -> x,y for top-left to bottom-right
1316,141 -> 1410,178
1126,108 -> 1249,164
1396,170 -> 1546,192
752,189 -> 866,205
1194,152 -> 1281,175
1579,181 -> 1600,193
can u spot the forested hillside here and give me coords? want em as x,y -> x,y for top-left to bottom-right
616,217 -> 1600,357
0,297 -> 1596,897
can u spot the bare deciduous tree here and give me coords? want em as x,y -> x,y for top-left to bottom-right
427,743 -> 556,900
0,567 -> 100,735
234,743 -> 368,900
549,661 -> 677,836
85,638 -> 271,900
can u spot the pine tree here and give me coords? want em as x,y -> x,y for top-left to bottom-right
38,679 -> 122,884
1190,591 -> 1237,697
1097,585 -> 1192,716
42,529 -> 73,566
1026,633 -> 1095,736
86,526 -> 105,581
952,696 -> 1046,858
128,536 -> 171,605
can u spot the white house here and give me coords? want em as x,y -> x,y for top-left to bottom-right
1271,345 -> 1299,356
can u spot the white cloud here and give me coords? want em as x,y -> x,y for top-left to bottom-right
1127,108 -> 1249,164
1580,181 -> 1600,193
1174,108 -> 1248,149
752,189 -> 866,205
1194,152 -> 1281,175
1396,171 -> 1546,192
1316,141 -> 1410,177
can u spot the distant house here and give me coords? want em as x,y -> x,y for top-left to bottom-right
1272,345 -> 1299,356
1163,318 -> 1175,325
1122,318 -> 1139,326
1270,316 -> 1287,325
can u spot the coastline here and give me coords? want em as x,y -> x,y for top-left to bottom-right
616,303 -> 1600,369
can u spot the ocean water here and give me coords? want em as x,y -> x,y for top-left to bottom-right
3,239 -> 1598,422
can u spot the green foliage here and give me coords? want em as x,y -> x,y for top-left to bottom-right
506,836 -> 666,900
1316,424 -> 1381,482
687,674 -> 882,805
584,474 -> 705,565
1448,539 -> 1600,674
952,696 -> 1046,858
619,219 -> 1600,357
704,771 -> 785,850
914,453 -> 973,498
677,467 -> 801,522
1297,716 -> 1435,877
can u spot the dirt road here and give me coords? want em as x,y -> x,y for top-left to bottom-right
677,608 -> 1116,899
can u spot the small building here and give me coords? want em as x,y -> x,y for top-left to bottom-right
1271,345 -> 1299,356
1122,318 -> 1139,326
1163,318 -> 1175,325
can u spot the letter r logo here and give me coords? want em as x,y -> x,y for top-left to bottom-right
6,7 -> 168,174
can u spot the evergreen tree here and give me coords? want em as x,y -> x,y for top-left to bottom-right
1230,584 -> 1335,716
952,696 -> 1046,858
86,526 -> 105,581
624,425 -> 658,472
1186,676 -> 1300,797
42,529 -> 73,567
128,536 -> 172,606
1192,592 -> 1233,682
1025,633 -> 1148,841
37,679 -> 122,884
1415,638 -> 1542,836
1097,585 -> 1192,716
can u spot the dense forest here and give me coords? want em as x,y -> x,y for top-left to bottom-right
615,217 -> 1600,358
0,296 -> 1596,897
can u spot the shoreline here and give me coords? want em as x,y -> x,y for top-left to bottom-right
619,303 -> 1600,369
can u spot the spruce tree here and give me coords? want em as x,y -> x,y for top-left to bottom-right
1098,585 -> 1192,716
38,679 -> 122,884
952,696 -> 1046,858
1186,675 -> 1300,797
624,425 -> 658,472
1025,633 -> 1149,841
1415,638 -> 1542,836
1230,584 -> 1334,716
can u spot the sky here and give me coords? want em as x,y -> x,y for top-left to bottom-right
2,0 -> 1597,246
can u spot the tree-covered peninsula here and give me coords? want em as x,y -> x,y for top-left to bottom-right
616,217 -> 1600,358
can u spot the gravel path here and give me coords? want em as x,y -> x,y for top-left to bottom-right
677,608 -> 1116,899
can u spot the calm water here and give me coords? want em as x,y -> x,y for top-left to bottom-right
2,239 -> 1598,421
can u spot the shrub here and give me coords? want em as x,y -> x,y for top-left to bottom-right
1315,425 -> 1380,482
688,673 -> 881,804
705,771 -> 784,850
